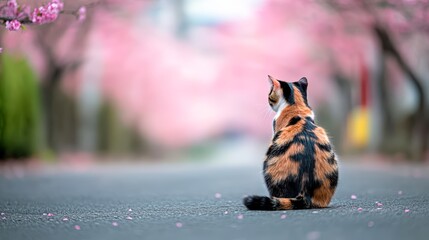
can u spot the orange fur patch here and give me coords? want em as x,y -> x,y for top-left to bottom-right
266,154 -> 300,183
274,197 -> 293,210
274,122 -> 304,143
311,179 -> 335,208
314,127 -> 330,144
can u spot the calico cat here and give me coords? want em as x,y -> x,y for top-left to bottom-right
243,76 -> 338,210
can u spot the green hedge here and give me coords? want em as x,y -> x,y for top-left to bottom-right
0,54 -> 41,160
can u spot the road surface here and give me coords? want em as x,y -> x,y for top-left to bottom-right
1,161 -> 428,240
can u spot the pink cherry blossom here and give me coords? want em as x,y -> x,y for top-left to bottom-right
77,6 -> 86,21
31,0 -> 64,24
7,0 -> 17,13
5,20 -> 21,31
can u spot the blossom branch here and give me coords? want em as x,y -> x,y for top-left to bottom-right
0,0 -> 87,31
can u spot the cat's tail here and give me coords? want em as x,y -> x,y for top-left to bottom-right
243,195 -> 309,210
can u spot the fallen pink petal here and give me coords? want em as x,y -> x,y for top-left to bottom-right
126,216 -> 133,220
176,222 -> 183,228
306,231 -> 321,240
237,214 -> 244,220
47,213 -> 54,217
357,207 -> 363,212
280,214 -> 287,219
376,202 -> 383,207
62,217 -> 69,221
404,209 -> 410,213
215,193 -> 222,199
74,225 -> 81,230
224,211 -> 228,215
398,191 -> 403,195
128,208 -> 132,212
112,222 -> 118,227
351,195 -> 357,200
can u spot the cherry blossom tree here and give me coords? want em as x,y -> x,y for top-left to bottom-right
312,0 -> 429,159
1,0 -> 150,154
0,0 -> 90,152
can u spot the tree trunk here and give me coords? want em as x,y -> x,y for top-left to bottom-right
373,24 -> 427,160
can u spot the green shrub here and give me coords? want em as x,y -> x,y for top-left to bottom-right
0,54 -> 42,160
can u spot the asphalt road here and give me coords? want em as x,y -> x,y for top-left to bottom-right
0,161 -> 429,240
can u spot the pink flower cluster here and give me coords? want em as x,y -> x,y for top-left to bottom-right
1,0 -> 26,31
1,0 -> 19,19
0,0 -> 65,31
1,0 -> 86,32
32,0 -> 64,24
6,19 -> 21,31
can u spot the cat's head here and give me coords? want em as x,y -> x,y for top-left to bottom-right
267,75 -> 310,113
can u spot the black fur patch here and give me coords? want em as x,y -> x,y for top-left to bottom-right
293,79 -> 309,107
287,116 -> 301,127
316,143 -> 332,152
305,116 -> 315,123
265,174 -> 300,198
266,141 -> 292,157
291,195 -> 311,209
243,196 -> 276,210
263,160 -> 268,173
326,170 -> 339,188
272,130 -> 282,142
280,81 -> 295,105
327,153 -> 336,165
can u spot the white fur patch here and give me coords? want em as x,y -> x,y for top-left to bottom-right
308,110 -> 315,120
274,99 -> 287,121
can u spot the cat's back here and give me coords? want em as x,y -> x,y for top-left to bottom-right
267,116 -> 337,174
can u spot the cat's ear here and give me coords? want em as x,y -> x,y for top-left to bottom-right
268,75 -> 280,90
298,77 -> 308,92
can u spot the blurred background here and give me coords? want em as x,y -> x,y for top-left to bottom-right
0,0 -> 428,167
